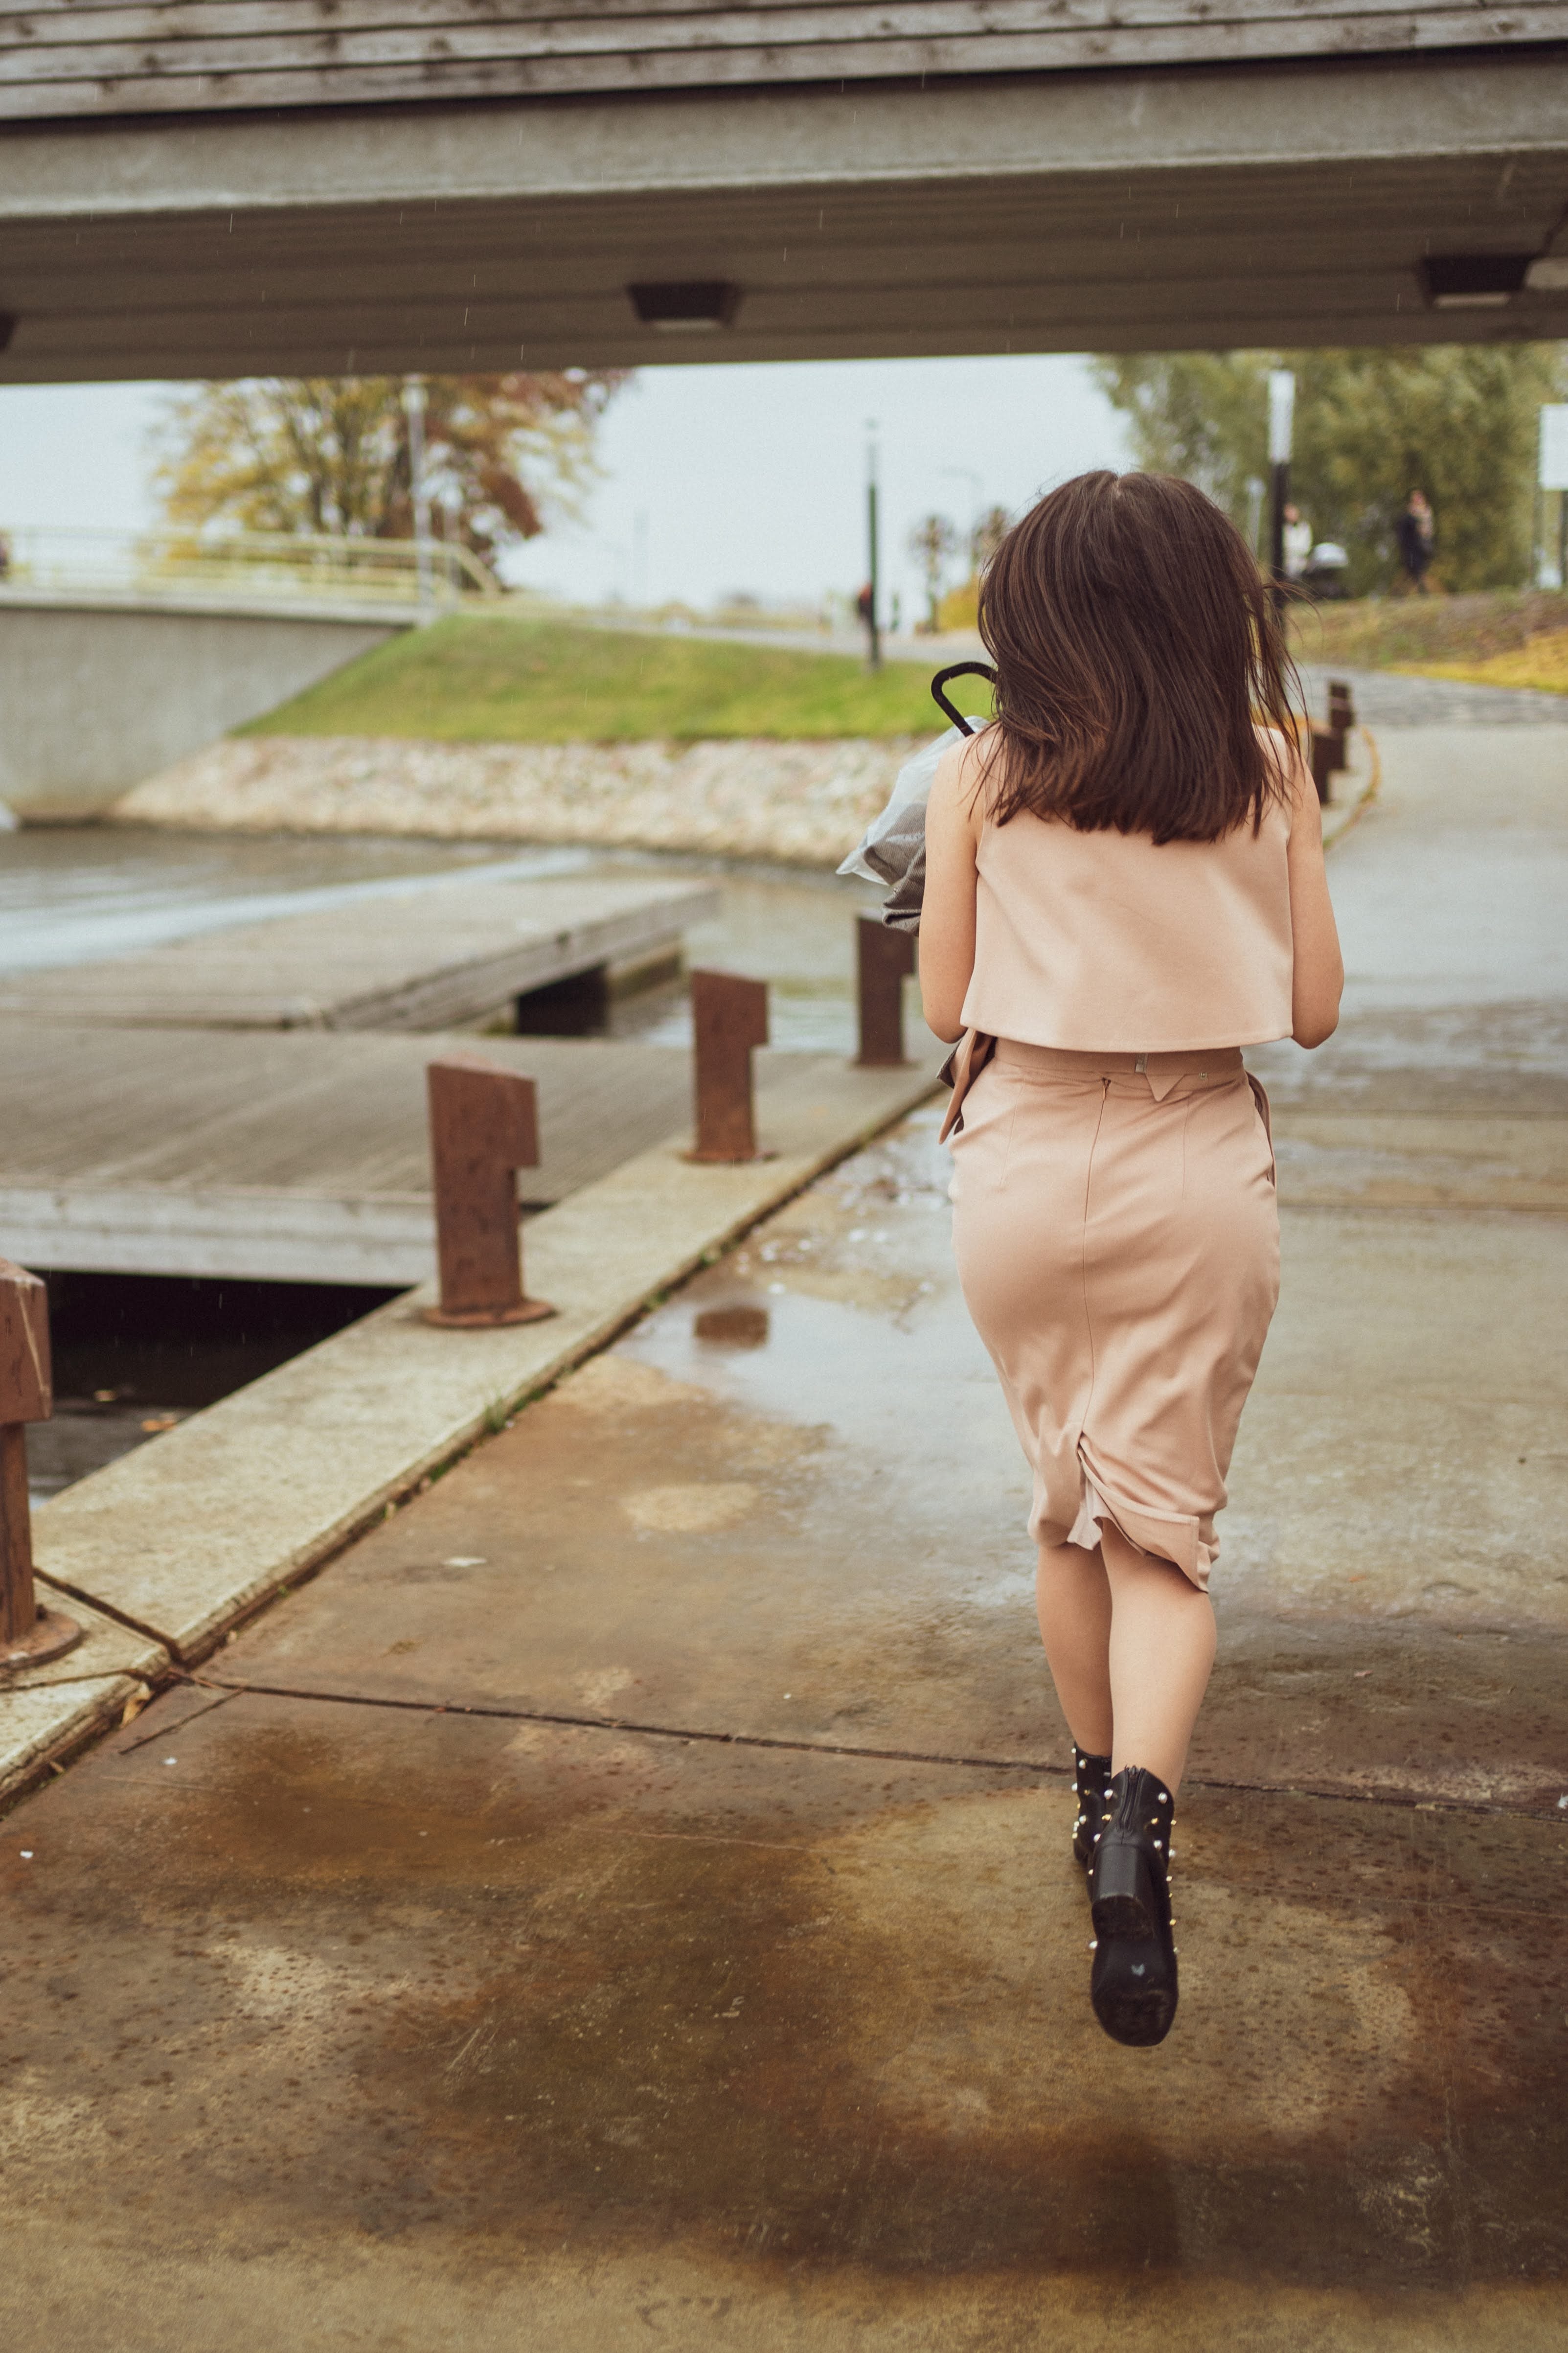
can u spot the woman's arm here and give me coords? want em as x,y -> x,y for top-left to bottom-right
1282,737 -> 1344,1048
918,735 -> 988,1042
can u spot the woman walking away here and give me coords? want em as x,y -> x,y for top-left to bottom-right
921,472 -> 1343,2050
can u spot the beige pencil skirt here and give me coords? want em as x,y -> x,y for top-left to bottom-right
949,1040 -> 1280,1592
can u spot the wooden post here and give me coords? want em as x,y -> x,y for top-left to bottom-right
423,1054 -> 556,1328
0,1257 -> 82,1672
686,970 -> 769,1163
856,914 -> 916,1067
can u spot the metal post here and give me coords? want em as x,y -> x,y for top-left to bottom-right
686,970 -> 770,1162
1267,368 -> 1295,615
0,1257 -> 82,1672
424,1053 -> 555,1327
402,376 -> 432,610
865,421 -> 882,672
1311,679 -> 1356,806
855,914 -> 916,1067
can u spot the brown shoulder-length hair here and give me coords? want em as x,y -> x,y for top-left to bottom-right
976,470 -> 1301,843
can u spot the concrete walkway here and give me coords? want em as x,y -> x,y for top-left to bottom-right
2,725 -> 1565,2348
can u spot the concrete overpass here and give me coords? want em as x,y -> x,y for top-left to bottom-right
1,5 -> 1567,379
0,531 -> 496,821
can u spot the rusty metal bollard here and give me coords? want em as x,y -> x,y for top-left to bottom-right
686,969 -> 770,1163
856,914 -> 916,1066
0,1258 -> 82,1672
1311,678 -> 1357,804
424,1053 -> 556,1328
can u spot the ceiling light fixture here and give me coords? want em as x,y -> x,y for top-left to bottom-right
1525,255 -> 1568,293
1419,254 -> 1532,309
626,281 -> 743,333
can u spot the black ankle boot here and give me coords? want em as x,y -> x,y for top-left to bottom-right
1071,1744 -> 1114,1873
1088,1766 -> 1178,2048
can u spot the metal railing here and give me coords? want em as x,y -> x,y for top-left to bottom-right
0,525 -> 500,612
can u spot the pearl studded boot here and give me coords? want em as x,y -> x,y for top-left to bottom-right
1071,1744 -> 1114,1873
1087,1766 -> 1178,2048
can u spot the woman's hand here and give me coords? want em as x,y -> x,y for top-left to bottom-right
1282,735 -> 1344,1047
918,733 -> 989,1042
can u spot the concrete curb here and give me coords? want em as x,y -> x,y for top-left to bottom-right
0,1598 -> 168,1806
1319,725 -> 1379,852
0,1050 -> 941,1796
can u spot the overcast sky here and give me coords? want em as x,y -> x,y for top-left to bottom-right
0,355 -> 1131,617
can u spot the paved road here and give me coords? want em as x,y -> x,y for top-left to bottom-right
1297,661 -> 1568,728
2,723 -> 1565,2349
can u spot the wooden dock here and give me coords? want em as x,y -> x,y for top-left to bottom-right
0,1023 -> 698,1283
0,1022 -> 942,1285
0,873 -> 719,1032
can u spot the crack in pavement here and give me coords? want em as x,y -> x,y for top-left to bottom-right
175,1669 -> 1567,1824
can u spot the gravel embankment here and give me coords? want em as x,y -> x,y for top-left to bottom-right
114,735 -> 925,868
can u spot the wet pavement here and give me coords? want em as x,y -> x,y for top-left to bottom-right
2,722 -> 1567,2347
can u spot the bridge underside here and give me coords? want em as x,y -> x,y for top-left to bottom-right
3,54 -> 1568,381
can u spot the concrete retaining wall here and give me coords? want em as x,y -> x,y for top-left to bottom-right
0,598 -> 398,819
114,731 -> 922,867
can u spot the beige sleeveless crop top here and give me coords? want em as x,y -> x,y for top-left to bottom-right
960,788 -> 1295,1054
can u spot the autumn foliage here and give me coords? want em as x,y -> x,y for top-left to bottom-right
156,372 -> 629,566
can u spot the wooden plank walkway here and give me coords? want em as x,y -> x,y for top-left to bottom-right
0,1022 -> 943,1285
0,1024 -> 696,1283
0,873 -> 719,1032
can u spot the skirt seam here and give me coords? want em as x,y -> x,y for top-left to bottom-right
1076,1078 -> 1112,1471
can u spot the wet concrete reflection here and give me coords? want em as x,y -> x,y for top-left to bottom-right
693,1303 -> 771,1349
3,1695 -> 1565,2320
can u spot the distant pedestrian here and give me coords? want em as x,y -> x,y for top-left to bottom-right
922,471 -> 1342,2049
1281,502 -> 1314,581
1396,489 -> 1435,594
855,580 -> 875,653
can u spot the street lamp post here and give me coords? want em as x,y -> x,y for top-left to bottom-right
865,421 -> 882,671
402,375 -> 432,609
1267,368 -> 1295,613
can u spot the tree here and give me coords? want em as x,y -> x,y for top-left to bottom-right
970,504 -> 1012,572
1091,344 -> 1566,594
156,371 -> 629,568
909,511 -> 960,630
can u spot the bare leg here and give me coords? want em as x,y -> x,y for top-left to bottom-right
1101,1523 -> 1216,1792
1035,1540 -> 1114,1756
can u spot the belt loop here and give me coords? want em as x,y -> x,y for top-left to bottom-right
1134,1053 -> 1148,1073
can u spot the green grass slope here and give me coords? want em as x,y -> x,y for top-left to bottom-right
243,614 -> 993,742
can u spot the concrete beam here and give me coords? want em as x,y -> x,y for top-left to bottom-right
2,54 -> 1567,374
